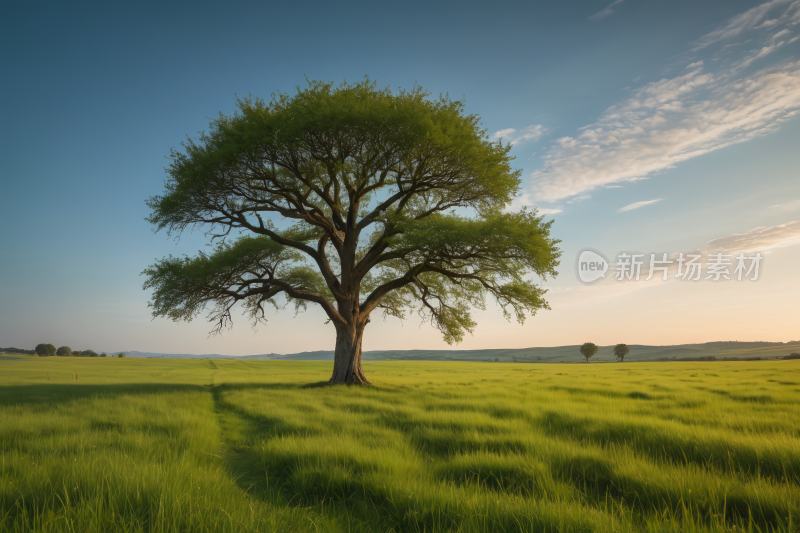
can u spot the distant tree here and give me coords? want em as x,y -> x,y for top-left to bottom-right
117,352 -> 126,358
79,349 -> 99,358
613,343 -> 630,362
100,352 -> 108,357
579,342 -> 598,363
56,346 -> 73,357
35,343 -> 57,357
1,347 -> 36,355
495,357 -> 500,362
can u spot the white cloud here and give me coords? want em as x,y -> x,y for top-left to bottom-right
691,0 -> 799,51
531,60 -> 800,202
493,124 -> 548,145
686,60 -> 704,69
706,221 -> 800,252
772,29 -> 792,40
618,199 -> 663,212
536,207 -> 563,216
493,128 -> 517,139
588,0 -> 625,21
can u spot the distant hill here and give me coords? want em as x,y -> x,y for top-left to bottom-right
108,341 -> 800,362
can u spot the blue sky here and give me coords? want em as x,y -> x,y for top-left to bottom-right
2,0 -> 799,355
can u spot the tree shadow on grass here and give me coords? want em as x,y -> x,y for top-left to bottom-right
302,380 -> 334,388
209,387 -> 463,533
0,381 -> 345,412
0,383 -> 211,408
207,383 -> 800,533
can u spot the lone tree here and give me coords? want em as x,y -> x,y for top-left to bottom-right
580,342 -> 598,363
613,343 -> 629,362
143,80 -> 560,384
35,343 -> 57,357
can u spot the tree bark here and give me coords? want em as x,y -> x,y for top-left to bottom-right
329,321 -> 370,385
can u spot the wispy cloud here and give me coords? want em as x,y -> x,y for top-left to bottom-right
706,221 -> 800,252
567,194 -> 591,204
691,0 -> 800,51
588,0 -> 625,21
734,27 -> 799,71
532,60 -> 800,202
760,199 -> 800,213
514,125 -> 548,143
618,199 -> 663,212
530,0 -> 800,203
493,124 -> 548,145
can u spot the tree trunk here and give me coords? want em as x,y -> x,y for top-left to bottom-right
329,321 -> 370,385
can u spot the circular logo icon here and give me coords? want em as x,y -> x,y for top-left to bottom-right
575,248 -> 610,284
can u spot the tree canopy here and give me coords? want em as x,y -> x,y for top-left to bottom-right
143,79 -> 561,384
35,343 -> 57,357
56,346 -> 72,357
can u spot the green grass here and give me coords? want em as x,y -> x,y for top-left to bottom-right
2,354 -> 799,532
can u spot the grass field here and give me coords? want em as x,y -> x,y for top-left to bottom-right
1,354 -> 799,532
